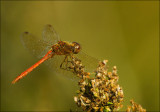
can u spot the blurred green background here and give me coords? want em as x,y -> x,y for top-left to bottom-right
1,1 -> 159,111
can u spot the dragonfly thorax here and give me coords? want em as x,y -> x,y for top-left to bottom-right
51,41 -> 81,55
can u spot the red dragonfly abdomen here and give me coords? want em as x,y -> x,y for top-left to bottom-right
12,50 -> 53,84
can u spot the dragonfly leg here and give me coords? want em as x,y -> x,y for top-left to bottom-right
60,55 -> 68,69
66,55 -> 80,72
69,55 -> 85,75
60,54 -> 83,75
60,54 -> 75,71
60,55 -> 74,70
65,55 -> 79,71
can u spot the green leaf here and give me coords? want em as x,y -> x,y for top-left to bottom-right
103,108 -> 108,112
107,102 -> 113,105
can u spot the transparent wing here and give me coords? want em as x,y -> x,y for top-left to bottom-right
76,51 -> 99,74
21,32 -> 52,58
44,55 -> 79,82
44,50 -> 99,81
42,24 -> 60,45
21,24 -> 99,81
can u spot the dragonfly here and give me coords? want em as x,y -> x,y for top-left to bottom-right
12,24 -> 99,84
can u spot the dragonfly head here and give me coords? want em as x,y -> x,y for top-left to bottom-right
72,42 -> 81,54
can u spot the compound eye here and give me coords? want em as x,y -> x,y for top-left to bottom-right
72,42 -> 81,54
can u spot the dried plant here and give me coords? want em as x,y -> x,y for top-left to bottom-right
126,100 -> 146,112
66,55 -> 146,112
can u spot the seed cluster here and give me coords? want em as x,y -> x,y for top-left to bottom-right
68,56 -> 124,112
126,100 -> 146,112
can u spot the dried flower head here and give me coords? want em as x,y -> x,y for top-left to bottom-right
65,55 -> 146,112
68,57 -> 124,112
126,100 -> 146,112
